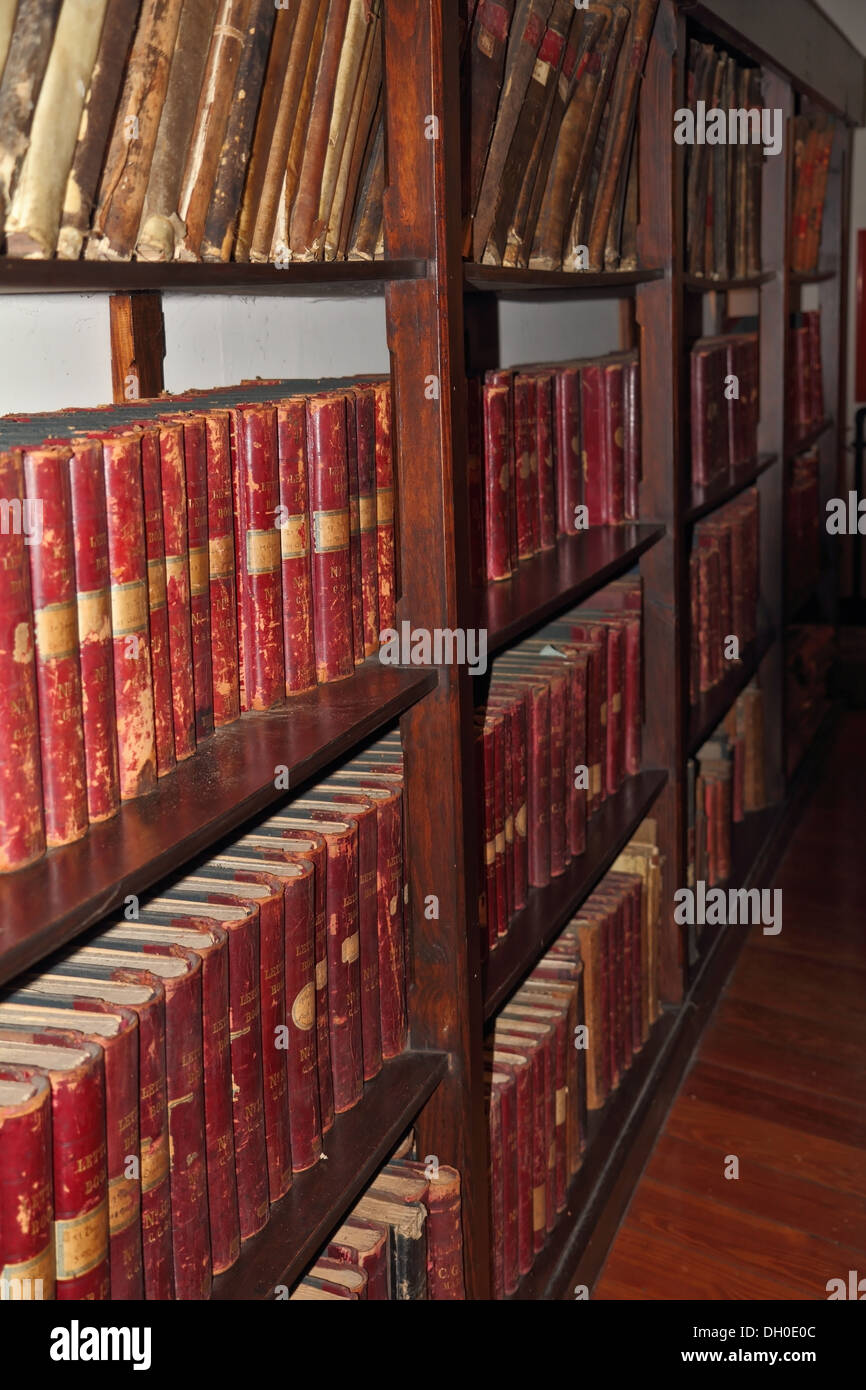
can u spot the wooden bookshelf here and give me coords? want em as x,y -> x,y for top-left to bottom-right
684,454 -> 778,525
688,628 -> 777,754
463,266 -> 665,294
0,258 -> 428,296
684,272 -> 775,293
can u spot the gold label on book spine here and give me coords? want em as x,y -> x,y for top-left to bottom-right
495,830 -> 505,854
54,1198 -> 108,1281
312,509 -> 349,553
140,1133 -> 170,1194
0,1244 -> 54,1299
246,527 -> 281,574
591,764 -> 601,796
291,982 -> 315,1031
358,495 -> 376,532
341,931 -> 360,965
600,700 -> 607,726
76,587 -> 111,641
484,837 -> 495,866
209,532 -> 235,579
279,513 -> 308,560
188,545 -> 208,596
515,804 -> 527,839
315,958 -> 327,991
612,692 -> 622,714
532,1185 -> 545,1231
110,580 -> 147,636
164,554 -> 189,588
556,1087 -> 567,1125
108,1176 -> 140,1234
505,813 -> 514,844
376,488 -> 394,525
34,600 -> 77,661
532,58 -> 551,86
146,558 -> 167,610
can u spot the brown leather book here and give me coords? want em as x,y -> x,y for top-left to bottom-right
684,41 -> 717,277
0,3 -> 17,78
87,0 -> 184,260
136,0 -> 220,262
233,4 -> 302,262
711,52 -> 734,279
0,0 -> 63,227
347,109 -> 384,260
324,0 -> 381,261
57,0 -> 142,260
289,0 -> 351,260
702,50 -> 727,277
175,0 -> 249,261
200,0 -> 277,262
731,63 -> 749,280
5,0 -> 109,258
462,0 -> 516,234
264,0 -> 328,263
610,125 -> 638,269
745,67 -> 763,275
312,0 -> 374,262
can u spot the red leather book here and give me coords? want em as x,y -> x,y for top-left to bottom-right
0,451 -> 45,872
203,410 -> 240,726
500,654 -> 566,876
233,404 -> 286,708
602,359 -> 626,524
385,1158 -> 466,1299
236,828 -> 334,1132
534,370 -> 556,549
623,354 -> 641,520
491,711 -> 508,929
494,1032 -> 546,1254
513,373 -> 539,558
352,385 -> 380,656
157,422 -> 196,758
581,362 -> 608,525
177,415 -> 214,740
23,446 -> 88,847
474,716 -> 496,949
292,789 -> 383,1081
0,1065 -> 54,1299
131,426 -> 175,780
549,627 -> 606,814
571,913 -> 606,1106
513,992 -> 570,1208
806,310 -> 824,426
489,1045 -> 532,1276
220,846 -> 321,1171
491,674 -> 550,887
0,997 -> 143,1299
520,640 -> 587,858
344,392 -> 365,663
66,440 -> 121,821
485,1064 -> 518,1296
305,392 -> 354,680
374,380 -> 396,633
689,550 -> 700,704
23,964 -> 173,1301
527,966 -> 583,1169
566,619 -> 620,795
276,399 -> 316,693
583,605 -> 642,778
0,1031 -> 109,1300
726,334 -> 758,467
62,941 -> 211,1298
309,1257 -> 368,1298
552,365 -> 581,536
691,339 -> 729,486
792,325 -> 812,438
584,891 -> 627,1079
486,1066 -> 505,1296
482,380 -> 514,581
497,1014 -> 556,1233
487,689 -> 528,911
327,1217 -> 389,1300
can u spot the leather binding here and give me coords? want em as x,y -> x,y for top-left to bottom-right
204,410 -> 240,725
485,1065 -> 517,1295
0,1031 -> 109,1300
623,354 -> 640,518
0,0 -> 63,227
614,131 -> 638,270
690,338 -> 729,487
487,711 -> 507,931
236,827 -> 334,1132
222,846 -> 322,1170
580,360 -> 608,525
0,1065 -> 54,1299
602,357 -> 625,523
500,655 -> 566,877
176,416 -> 214,738
497,1012 -> 559,1224
353,384 -> 380,654
306,392 -> 354,680
792,118 -> 820,273
513,373 -> 539,558
520,979 -> 580,1179
463,0 -> 516,235
689,549 -> 699,703
494,1033 -> 547,1254
565,618 -> 620,794
86,0 -> 184,260
551,364 -> 582,533
532,370 -> 556,548
374,380 -> 396,634
350,1186 -> 427,1300
491,674 -> 550,886
234,5 -> 302,262
518,638 -> 587,855
175,0 -> 249,261
572,912 -> 608,1105
564,2 -> 629,267
474,717 -> 496,947
288,0 -> 353,261
483,380 -> 514,580
0,997 -> 143,1299
714,54 -> 734,278
136,0 -> 220,261
488,1045 -> 531,1276
530,953 -> 585,1160
385,1158 -> 466,1299
22,964 -> 174,1299
725,334 -> 757,466
157,421 -> 196,754
806,310 -> 824,427
293,789 -> 383,1081
487,690 -> 529,909
327,1217 -> 389,1300
466,377 -> 486,586
200,0 -> 276,262
346,106 -> 384,260
745,69 -> 764,274
806,118 -> 833,274
136,427 -> 176,776
344,394 -> 365,662
543,624 -> 605,815
324,0 -> 381,261
233,403 -> 286,708
309,1257 -> 367,1298
4,0 -> 108,258
312,0 -> 373,262
23,446 -> 88,846
684,41 -> 714,277
279,0 -> 331,261
275,399 -> 316,692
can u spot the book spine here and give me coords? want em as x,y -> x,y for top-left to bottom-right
306,393 -> 354,680
602,363 -> 625,524
234,4 -> 303,261
223,916 -> 269,1240
487,1077 -> 504,1298
527,684 -> 551,886
373,793 -> 407,1057
235,405 -> 286,707
138,428 -> 176,778
0,452 -> 45,872
483,381 -> 514,579
283,866 -> 322,1171
204,412 -> 241,725
96,1023 -> 143,1299
0,0 -> 62,225
23,446 -> 88,846
374,381 -> 396,633
288,0 -> 352,259
276,399 -> 317,692
568,656 -> 587,856
0,1066 -> 54,1298
547,674 -> 566,877
345,394 -> 365,662
513,374 -> 539,558
353,385 -> 380,655
581,363 -> 607,525
180,418 -> 214,739
534,371 -> 556,548
325,831 -> 364,1112
196,941 -> 242,1267
158,423 -> 196,757
47,1052 -> 110,1299
255,893 -> 293,1203
476,721 -> 497,949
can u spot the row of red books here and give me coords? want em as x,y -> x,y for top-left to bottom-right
476,577 -> 643,949
0,734 -> 408,1301
471,348 -> 641,583
786,451 -> 821,603
790,310 -> 825,441
690,332 -> 759,488
486,821 -> 662,1297
687,682 -> 767,897
291,1139 -> 464,1301
689,490 -> 761,702
0,375 -> 396,872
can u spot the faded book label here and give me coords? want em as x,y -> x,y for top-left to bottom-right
209,533 -> 235,579
54,1199 -> 108,1281
341,932 -> 359,965
146,559 -> 167,609
376,487 -> 394,525
140,1133 -> 170,1194
291,982 -> 315,1030
34,601 -> 78,661
246,528 -> 281,574
555,1086 -> 567,1125
76,587 -> 111,639
312,509 -> 349,553
358,495 -> 376,533
188,545 -> 209,596
108,1175 -> 140,1234
0,1244 -> 54,1298
279,513 -> 308,560
532,1184 -> 545,1231
315,958 -> 327,990
110,580 -> 147,636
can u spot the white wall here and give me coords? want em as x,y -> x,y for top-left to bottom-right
498,296 -> 622,365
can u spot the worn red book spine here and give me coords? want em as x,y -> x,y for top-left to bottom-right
793,327 -> 812,437
0,452 -> 45,872
497,1067 -> 519,1294
513,373 -> 539,558
138,427 -> 176,778
491,713 -> 508,933
492,1052 -> 532,1277
581,363 -> 607,525
691,346 -> 728,486
306,393 -> 354,680
486,1073 -> 505,1299
353,386 -> 380,656
499,1037 -> 547,1255
158,422 -> 196,758
554,367 -> 582,535
623,356 -> 641,520
276,399 -> 316,693
386,1158 -> 466,1299
565,651 -> 588,857
374,380 -> 396,632
483,381 -> 513,580
67,440 -> 120,821
357,783 -> 406,1057
345,394 -> 365,663
204,411 -> 241,726
0,1064 -> 54,1297
602,623 -> 624,793
494,691 -> 529,910
23,447 -> 88,846
807,310 -> 824,426
545,669 -> 567,877
534,371 -> 556,549
568,635 -> 605,813
179,416 -> 215,740
602,362 -> 625,524
493,703 -> 515,923
619,615 -> 641,776
234,405 -> 286,708
327,1219 -> 389,1299
519,680 -> 551,887
476,719 -> 496,949
281,863 -> 322,1170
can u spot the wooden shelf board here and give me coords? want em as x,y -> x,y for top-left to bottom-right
0,258 -> 428,296
789,268 -> 838,285
463,265 -> 665,294
477,524 -> 665,655
687,627 -> 776,755
0,662 -> 436,987
785,416 -> 833,458
683,271 -> 774,292
211,1050 -> 448,1300
684,453 -> 778,525
483,770 -> 668,1019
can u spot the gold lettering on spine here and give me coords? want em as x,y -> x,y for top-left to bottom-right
140,1134 -> 170,1194
54,1198 -> 108,1281
279,514 -> 308,559
246,528 -> 281,574
110,580 -> 147,636
108,1176 -> 140,1234
312,509 -> 349,553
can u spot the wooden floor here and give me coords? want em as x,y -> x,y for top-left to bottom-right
595,712 -> 866,1300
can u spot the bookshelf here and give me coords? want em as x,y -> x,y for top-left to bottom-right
0,0 -> 857,1302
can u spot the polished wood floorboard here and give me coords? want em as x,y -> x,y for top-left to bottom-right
595,712 -> 866,1300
